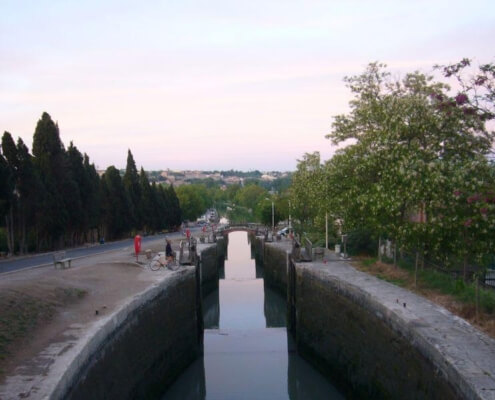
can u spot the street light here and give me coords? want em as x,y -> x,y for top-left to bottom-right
288,200 -> 292,233
265,198 -> 274,231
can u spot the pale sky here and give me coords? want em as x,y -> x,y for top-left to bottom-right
1,0 -> 494,171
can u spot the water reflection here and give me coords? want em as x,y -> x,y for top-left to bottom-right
264,281 -> 286,328
162,232 -> 343,399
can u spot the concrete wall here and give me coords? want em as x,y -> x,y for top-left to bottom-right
52,268 -> 201,400
262,242 -> 495,400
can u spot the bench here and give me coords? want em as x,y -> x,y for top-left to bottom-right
53,251 -> 73,269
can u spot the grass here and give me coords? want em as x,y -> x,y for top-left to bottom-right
0,286 -> 87,375
397,256 -> 495,314
355,255 -> 495,338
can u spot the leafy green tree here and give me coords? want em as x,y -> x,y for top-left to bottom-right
176,184 -> 207,221
324,62 -> 494,265
290,152 -> 325,231
235,184 -> 267,209
258,199 -> 283,227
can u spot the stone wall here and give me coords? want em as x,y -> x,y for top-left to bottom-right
198,243 -> 219,295
259,238 -> 290,294
262,242 -> 495,400
53,268 -> 201,400
294,265 -> 458,399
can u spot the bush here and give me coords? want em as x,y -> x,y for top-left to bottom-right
345,228 -> 377,256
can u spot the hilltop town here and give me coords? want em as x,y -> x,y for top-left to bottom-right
99,169 -> 292,188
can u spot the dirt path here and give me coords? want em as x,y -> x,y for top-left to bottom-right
0,237 -> 181,386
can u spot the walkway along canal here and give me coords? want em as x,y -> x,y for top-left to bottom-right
162,231 -> 344,399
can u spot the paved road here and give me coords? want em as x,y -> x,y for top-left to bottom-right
0,230 -> 199,275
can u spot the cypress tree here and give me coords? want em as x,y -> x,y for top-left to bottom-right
101,166 -> 131,239
83,154 -> 101,243
15,138 -> 44,253
123,149 -> 142,230
1,132 -> 18,254
166,184 -> 182,229
139,167 -> 153,233
32,112 -> 69,248
65,142 -> 86,245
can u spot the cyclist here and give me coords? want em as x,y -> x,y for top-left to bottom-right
165,238 -> 174,262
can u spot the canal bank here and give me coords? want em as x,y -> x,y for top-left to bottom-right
0,238 -> 211,400
254,236 -> 495,399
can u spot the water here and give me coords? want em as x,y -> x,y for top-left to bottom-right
162,232 -> 343,399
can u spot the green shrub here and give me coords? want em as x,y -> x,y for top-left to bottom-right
345,228 -> 377,256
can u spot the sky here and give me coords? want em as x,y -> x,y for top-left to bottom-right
1,0 -> 494,171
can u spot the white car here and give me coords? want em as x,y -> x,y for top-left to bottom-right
277,227 -> 289,236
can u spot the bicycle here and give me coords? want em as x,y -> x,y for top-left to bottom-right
149,252 -> 180,271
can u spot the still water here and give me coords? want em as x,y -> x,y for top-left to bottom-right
163,232 -> 344,399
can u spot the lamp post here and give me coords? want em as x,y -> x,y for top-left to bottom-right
265,198 -> 274,232
288,200 -> 292,233
271,200 -> 274,232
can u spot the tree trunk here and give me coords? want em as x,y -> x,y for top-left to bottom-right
393,241 -> 397,268
5,207 -> 15,255
463,255 -> 468,282
378,236 -> 382,262
475,275 -> 480,323
415,251 -> 419,288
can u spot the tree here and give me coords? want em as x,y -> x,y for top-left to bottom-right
139,167 -> 154,232
1,132 -> 18,254
100,166 -> 131,239
123,149 -> 142,230
290,152 -> 325,231
235,184 -> 267,209
14,138 -> 44,253
82,154 -> 101,243
32,112 -> 70,248
165,184 -> 182,228
65,142 -> 84,245
323,62 -> 495,265
176,184 -> 207,221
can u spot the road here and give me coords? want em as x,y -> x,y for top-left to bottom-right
0,230 -> 198,275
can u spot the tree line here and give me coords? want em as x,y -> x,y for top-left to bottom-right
290,59 -> 495,276
0,112 -> 182,254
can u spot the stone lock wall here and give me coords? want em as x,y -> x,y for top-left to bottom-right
198,243 -> 219,295
55,268 -> 201,400
262,242 -> 495,400
294,266 -> 457,399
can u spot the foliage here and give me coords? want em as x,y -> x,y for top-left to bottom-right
176,184 -> 210,221
290,61 -> 495,270
290,152 -> 325,230
235,184 -> 267,209
0,113 -> 184,251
